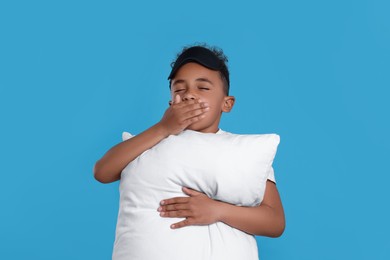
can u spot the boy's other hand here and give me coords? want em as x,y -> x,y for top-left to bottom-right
158,94 -> 209,136
157,187 -> 222,229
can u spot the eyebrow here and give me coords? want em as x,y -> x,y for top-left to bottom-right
195,78 -> 214,85
172,78 -> 214,86
172,79 -> 186,86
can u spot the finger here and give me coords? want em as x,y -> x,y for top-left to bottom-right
174,104 -> 209,123
160,197 -> 189,206
159,203 -> 189,212
182,113 -> 207,127
182,105 -> 209,118
183,101 -> 208,110
174,97 -> 207,107
178,104 -> 209,126
182,187 -> 203,196
160,209 -> 192,218
170,218 -> 192,229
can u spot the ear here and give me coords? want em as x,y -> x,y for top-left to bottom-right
222,96 -> 235,112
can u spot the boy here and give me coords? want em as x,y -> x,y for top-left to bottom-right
94,45 -> 285,258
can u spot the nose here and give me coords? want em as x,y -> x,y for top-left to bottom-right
182,89 -> 196,101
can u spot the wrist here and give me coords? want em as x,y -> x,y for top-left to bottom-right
214,200 -> 232,223
153,122 -> 171,138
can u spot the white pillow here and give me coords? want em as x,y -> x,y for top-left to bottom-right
113,130 -> 280,260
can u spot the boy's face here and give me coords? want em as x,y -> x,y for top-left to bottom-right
170,62 -> 235,133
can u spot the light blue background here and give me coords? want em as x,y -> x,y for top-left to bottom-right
1,1 -> 389,259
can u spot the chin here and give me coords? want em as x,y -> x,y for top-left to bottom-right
186,121 -> 217,133
186,123 -> 202,131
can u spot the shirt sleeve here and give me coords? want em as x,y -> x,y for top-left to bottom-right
267,166 -> 276,183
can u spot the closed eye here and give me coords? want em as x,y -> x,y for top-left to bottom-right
174,89 -> 185,93
198,86 -> 210,90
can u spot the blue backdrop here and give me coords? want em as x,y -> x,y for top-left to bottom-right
1,1 -> 389,259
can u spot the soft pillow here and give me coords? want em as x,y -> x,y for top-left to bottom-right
113,130 -> 280,260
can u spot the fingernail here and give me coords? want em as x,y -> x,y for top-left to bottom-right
160,200 -> 165,205
171,224 -> 175,229
157,207 -> 162,212
160,212 -> 165,216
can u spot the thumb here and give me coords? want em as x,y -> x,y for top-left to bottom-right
174,94 -> 181,104
182,187 -> 201,196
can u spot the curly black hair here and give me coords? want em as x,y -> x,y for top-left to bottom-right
169,43 -> 230,95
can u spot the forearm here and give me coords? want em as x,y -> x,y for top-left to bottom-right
159,182 -> 285,236
217,202 -> 285,237
94,98 -> 210,183
93,123 -> 169,183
